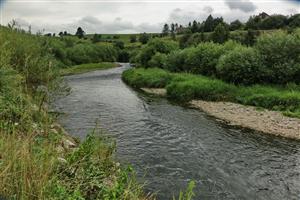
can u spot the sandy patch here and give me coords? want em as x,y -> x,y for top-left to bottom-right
141,88 -> 167,96
190,100 -> 300,140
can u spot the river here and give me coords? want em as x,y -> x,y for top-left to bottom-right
53,64 -> 300,200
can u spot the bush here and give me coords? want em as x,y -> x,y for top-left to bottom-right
138,38 -> 179,67
66,43 -> 117,65
148,52 -> 167,68
184,42 -> 224,75
212,23 -> 230,44
237,85 -> 300,113
217,47 -> 265,85
122,68 -> 172,88
255,31 -> 300,84
164,50 -> 188,72
167,74 -> 237,102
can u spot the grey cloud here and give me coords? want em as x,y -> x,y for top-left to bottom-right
136,22 -> 162,33
168,8 -> 200,25
12,16 -> 161,34
225,0 -> 257,13
168,7 -> 251,25
203,6 -> 214,14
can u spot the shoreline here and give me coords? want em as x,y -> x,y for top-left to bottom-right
140,88 -> 300,140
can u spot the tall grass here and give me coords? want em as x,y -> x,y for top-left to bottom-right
0,26 -> 160,199
0,132 -> 58,200
122,68 -> 300,118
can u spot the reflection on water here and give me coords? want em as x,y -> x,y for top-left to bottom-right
53,64 -> 300,200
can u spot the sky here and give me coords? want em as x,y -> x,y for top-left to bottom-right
0,0 -> 299,34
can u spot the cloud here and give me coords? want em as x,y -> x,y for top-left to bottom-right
203,6 -> 214,14
1,0 -> 298,33
224,0 -> 257,13
167,6 -> 251,25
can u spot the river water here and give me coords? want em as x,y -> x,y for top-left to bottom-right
53,64 -> 300,200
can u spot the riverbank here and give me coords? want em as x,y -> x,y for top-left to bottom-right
123,68 -> 300,140
60,62 -> 119,76
0,27 -> 150,199
140,88 -> 300,139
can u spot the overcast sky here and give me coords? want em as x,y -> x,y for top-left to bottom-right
0,0 -> 299,34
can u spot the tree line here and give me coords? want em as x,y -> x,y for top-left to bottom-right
162,12 -> 300,35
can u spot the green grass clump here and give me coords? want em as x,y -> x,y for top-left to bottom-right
60,62 -> 118,76
236,85 -> 300,113
122,68 -> 300,118
122,68 -> 172,88
167,73 -> 237,102
45,134 -> 151,200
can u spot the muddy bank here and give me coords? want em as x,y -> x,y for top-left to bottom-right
141,88 -> 300,140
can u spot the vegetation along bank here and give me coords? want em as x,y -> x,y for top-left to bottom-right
0,25 -> 154,199
122,67 -> 300,139
122,20 -> 300,140
0,25 -> 197,199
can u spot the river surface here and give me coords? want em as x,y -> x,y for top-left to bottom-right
53,64 -> 300,200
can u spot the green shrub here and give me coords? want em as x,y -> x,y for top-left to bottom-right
212,23 -> 230,44
184,42 -> 224,75
122,68 -> 172,88
236,85 -> 300,112
148,52 -> 167,68
66,43 -> 117,65
255,31 -> 300,84
167,75 -> 237,102
164,50 -> 188,72
137,38 -> 179,67
217,47 -> 265,85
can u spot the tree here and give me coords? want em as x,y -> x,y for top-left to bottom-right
244,29 -> 258,46
175,23 -> 179,32
63,31 -> 68,36
130,35 -> 137,43
58,32 -> 63,37
114,41 -> 124,49
260,14 -> 287,30
162,23 -> 170,36
92,34 -> 101,43
212,23 -> 229,44
75,27 -> 85,39
171,23 -> 176,40
229,20 -> 243,31
171,23 -> 175,33
288,14 -> 300,28
44,33 -> 52,37
191,20 -> 198,33
203,15 -> 214,32
179,33 -> 191,48
245,16 -> 262,30
139,32 -> 150,44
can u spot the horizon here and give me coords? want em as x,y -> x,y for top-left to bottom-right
0,0 -> 299,34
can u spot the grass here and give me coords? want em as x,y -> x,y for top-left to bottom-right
122,68 -> 300,118
60,62 -> 118,76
